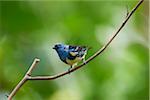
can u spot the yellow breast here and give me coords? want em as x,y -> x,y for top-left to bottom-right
66,57 -> 82,66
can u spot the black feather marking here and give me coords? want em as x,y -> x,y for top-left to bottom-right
68,52 -> 77,60
69,45 -> 77,50
68,45 -> 88,59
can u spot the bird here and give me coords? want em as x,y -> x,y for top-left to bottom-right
53,43 -> 89,71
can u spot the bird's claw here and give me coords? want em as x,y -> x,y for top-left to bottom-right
82,59 -> 86,65
68,66 -> 72,74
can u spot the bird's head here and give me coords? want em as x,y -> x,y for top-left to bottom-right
53,43 -> 64,50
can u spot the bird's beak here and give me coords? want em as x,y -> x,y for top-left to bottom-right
53,46 -> 56,49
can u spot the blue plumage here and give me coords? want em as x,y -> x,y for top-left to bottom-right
53,43 -> 88,70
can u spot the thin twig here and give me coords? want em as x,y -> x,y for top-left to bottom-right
8,58 -> 40,100
8,0 -> 144,99
126,5 -> 129,17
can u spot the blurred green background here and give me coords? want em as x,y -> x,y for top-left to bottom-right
0,0 -> 148,100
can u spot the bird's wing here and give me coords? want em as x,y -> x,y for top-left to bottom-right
69,45 -> 87,57
69,51 -> 78,56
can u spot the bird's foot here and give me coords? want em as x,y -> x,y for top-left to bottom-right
68,66 -> 72,74
82,58 -> 86,65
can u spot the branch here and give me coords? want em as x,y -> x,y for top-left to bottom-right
8,58 -> 40,100
8,0 -> 144,99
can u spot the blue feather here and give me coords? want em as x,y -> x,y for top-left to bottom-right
53,43 -> 88,66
